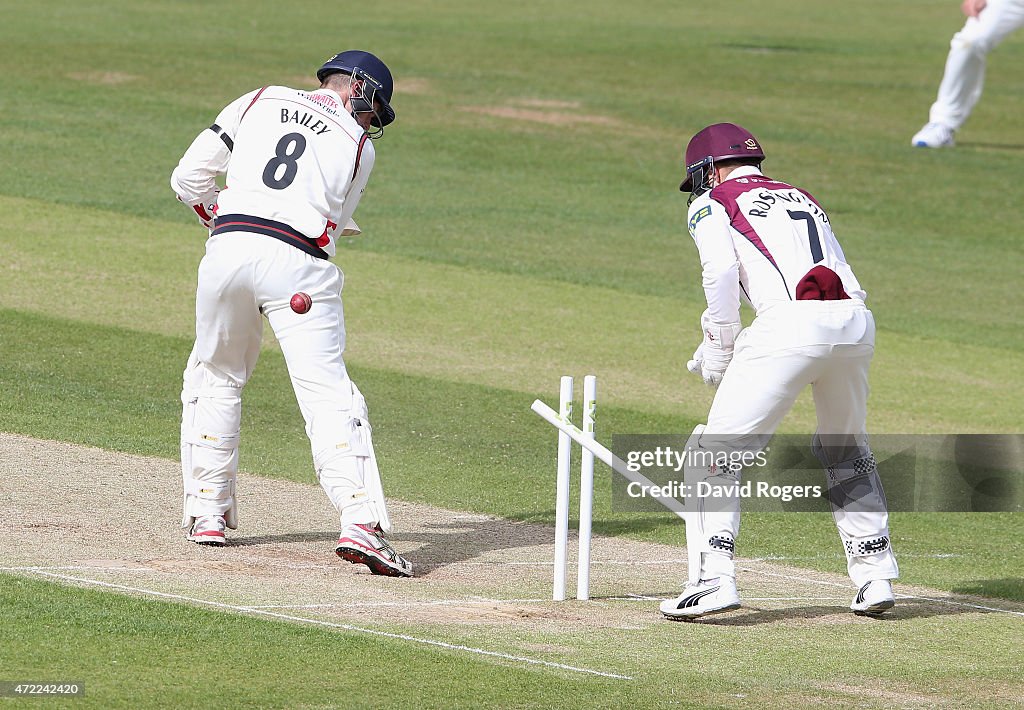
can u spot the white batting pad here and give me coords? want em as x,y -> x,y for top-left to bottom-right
180,364 -> 242,530
309,383 -> 392,532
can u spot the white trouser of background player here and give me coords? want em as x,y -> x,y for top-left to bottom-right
684,299 -> 899,589
929,0 -> 1024,130
180,232 -> 391,534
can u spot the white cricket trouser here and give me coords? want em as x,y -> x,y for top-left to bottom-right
929,0 -> 1024,129
700,299 -> 899,587
181,232 -> 380,528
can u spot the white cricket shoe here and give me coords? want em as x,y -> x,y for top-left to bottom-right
851,579 -> 896,616
660,577 -> 741,620
911,122 -> 955,148
336,523 -> 413,578
187,514 -> 226,546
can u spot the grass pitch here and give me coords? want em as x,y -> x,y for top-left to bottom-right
3,436 -> 1022,709
1,0 -> 1022,707
7,569 -> 1016,709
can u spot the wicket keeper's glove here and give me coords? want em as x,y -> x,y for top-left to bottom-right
686,344 -> 704,376
694,310 -> 742,388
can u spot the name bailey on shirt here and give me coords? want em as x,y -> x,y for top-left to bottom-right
280,109 -> 331,136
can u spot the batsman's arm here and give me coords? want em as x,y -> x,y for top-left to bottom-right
169,90 -> 259,228
170,127 -> 226,201
330,136 -> 376,242
170,128 -> 229,229
963,0 -> 987,18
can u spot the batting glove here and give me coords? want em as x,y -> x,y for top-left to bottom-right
178,188 -> 220,231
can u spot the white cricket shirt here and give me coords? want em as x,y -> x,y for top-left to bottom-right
171,86 -> 373,258
687,166 -> 865,324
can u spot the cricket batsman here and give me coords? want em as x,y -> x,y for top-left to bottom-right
661,123 -> 899,619
169,50 -> 412,577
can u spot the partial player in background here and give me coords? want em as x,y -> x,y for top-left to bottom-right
912,0 -> 1024,147
661,123 -> 898,619
170,50 -> 412,577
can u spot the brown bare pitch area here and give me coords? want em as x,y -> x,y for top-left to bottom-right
510,99 -> 583,110
67,71 -> 137,85
465,105 -> 623,129
1,433 -> 1021,636
279,77 -> 433,96
394,77 -> 434,96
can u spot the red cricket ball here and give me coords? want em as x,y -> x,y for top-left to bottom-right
290,292 -> 312,314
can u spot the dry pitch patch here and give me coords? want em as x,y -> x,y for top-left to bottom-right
2,433 -> 1022,677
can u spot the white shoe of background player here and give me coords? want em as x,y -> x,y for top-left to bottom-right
850,579 -> 896,616
187,514 -> 226,546
911,122 -> 955,148
660,577 -> 741,620
336,523 -> 413,577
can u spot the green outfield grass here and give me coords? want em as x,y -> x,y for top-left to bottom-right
0,574 -> 643,709
1,0 -> 1022,706
3,570 -> 1022,710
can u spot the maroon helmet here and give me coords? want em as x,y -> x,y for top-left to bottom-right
679,123 -> 765,195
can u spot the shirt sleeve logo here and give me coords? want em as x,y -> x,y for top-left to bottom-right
688,205 -> 712,234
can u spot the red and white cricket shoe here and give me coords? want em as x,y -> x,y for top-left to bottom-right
336,523 -> 413,578
187,514 -> 226,546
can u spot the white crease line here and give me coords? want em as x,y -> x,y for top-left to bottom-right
749,554 -> 963,561
247,598 -> 548,610
894,594 -> 1024,617
740,565 -> 1024,618
592,559 -> 685,565
741,594 -> 843,602
1,563 -> 333,573
422,560 -> 686,567
241,603 -> 343,610
739,566 -> 852,589
24,571 -> 632,680
0,565 -> 152,572
607,595 -> 846,603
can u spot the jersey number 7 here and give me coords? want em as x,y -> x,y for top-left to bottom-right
787,210 -> 824,264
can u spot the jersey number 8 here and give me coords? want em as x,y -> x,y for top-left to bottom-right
262,132 -> 307,190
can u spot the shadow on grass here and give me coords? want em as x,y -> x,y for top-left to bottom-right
221,513 -> 675,561
391,515 -> 555,575
222,514 -> 575,572
656,596 -> 995,626
229,531 -> 337,547
951,578 -> 1024,601
221,520 -> 549,575
386,512 -> 667,574
959,141 -> 1024,152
